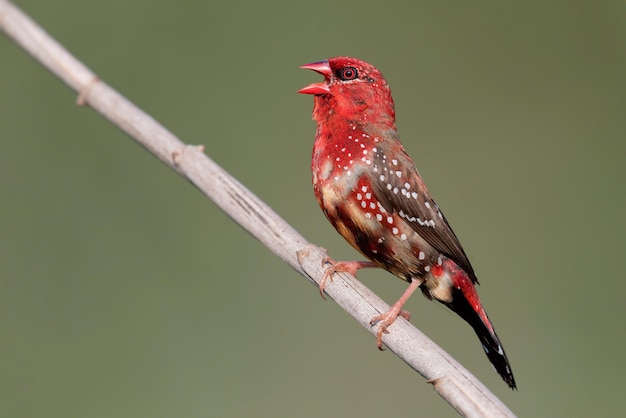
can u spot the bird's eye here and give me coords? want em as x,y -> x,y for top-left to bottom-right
338,67 -> 358,81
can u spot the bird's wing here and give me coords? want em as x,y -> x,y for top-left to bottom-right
368,147 -> 477,282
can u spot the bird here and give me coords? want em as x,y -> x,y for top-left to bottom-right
299,56 -> 516,389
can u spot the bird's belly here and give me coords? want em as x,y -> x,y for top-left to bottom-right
316,174 -> 438,281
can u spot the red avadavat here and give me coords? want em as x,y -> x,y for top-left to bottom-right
300,57 -> 516,389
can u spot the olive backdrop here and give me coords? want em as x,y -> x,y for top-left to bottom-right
1,1 -> 624,417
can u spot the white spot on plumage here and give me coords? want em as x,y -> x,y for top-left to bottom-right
361,201 -> 367,208
392,159 -> 398,166
395,171 -> 402,177
386,184 -> 392,190
356,193 -> 362,200
393,187 -> 399,194
370,202 -> 376,209
320,160 -> 333,181
361,186 -> 368,193
437,255 -> 443,266
372,147 -> 378,152
379,175 -> 385,181
404,182 -> 410,189
425,201 -> 431,208
398,209 -> 437,228
387,216 -> 393,224
392,227 -> 399,235
365,192 -> 371,199
365,212 -> 372,219
424,265 -> 431,272
411,192 -> 418,199
418,251 -> 425,260
376,214 -> 383,221
400,233 -> 407,240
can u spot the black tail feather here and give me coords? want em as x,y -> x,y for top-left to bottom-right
445,289 -> 517,389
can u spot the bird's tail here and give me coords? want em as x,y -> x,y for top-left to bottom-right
423,260 -> 517,389
445,284 -> 517,389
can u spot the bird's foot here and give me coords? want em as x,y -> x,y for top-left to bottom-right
369,278 -> 422,349
369,306 -> 411,350
319,256 -> 378,299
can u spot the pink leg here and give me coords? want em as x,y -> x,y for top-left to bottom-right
319,257 -> 379,299
370,278 -> 423,349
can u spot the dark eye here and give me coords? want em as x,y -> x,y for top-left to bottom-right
338,66 -> 358,81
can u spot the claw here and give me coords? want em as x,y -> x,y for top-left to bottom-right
318,256 -> 379,299
370,308 -> 411,350
369,278 -> 422,349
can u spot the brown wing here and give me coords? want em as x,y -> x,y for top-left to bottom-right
368,147 -> 478,283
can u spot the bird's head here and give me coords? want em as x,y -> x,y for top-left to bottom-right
299,56 -> 395,125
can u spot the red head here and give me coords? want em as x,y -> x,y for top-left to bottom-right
299,57 -> 396,126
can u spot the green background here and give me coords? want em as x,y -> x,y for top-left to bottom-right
1,1 -> 624,416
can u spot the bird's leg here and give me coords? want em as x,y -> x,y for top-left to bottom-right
370,278 -> 423,349
319,256 -> 379,299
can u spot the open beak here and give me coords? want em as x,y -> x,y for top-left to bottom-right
298,60 -> 331,95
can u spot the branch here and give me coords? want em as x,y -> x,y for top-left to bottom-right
0,1 -> 515,417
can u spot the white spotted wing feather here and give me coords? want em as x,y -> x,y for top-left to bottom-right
368,146 -> 478,283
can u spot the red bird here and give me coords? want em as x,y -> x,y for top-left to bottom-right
299,56 -> 516,389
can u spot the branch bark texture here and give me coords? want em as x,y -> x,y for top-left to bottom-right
0,1 -> 516,417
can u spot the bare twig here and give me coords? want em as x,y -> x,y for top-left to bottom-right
0,1 -> 515,417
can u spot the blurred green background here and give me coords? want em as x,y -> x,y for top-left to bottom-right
1,1 -> 624,416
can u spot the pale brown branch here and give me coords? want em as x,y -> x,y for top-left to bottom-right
0,1 -> 515,417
